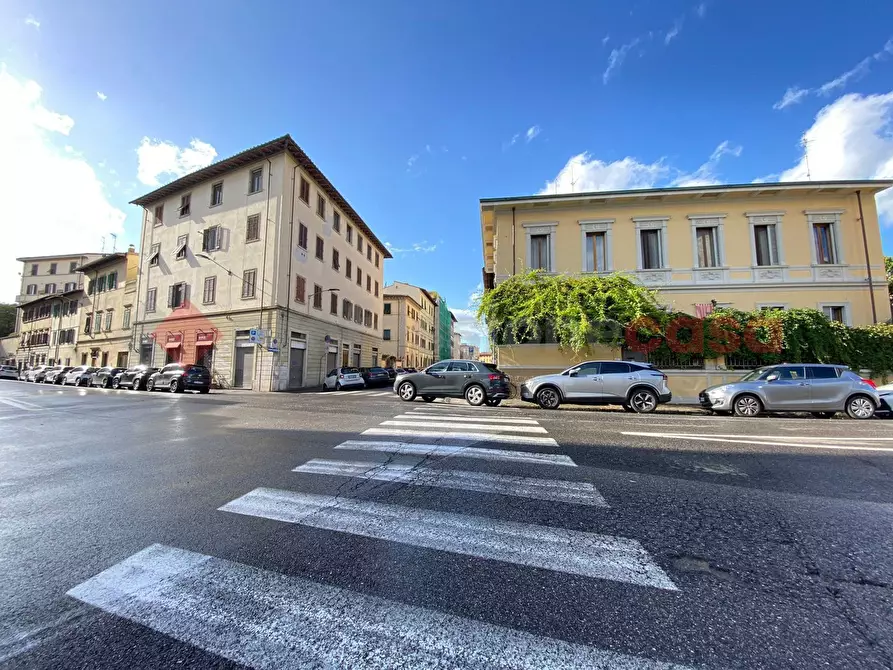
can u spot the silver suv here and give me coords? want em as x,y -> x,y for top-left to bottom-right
520,360 -> 672,412
699,364 -> 879,419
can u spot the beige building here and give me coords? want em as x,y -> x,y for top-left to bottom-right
130,135 -> 390,391
451,330 -> 462,359
18,288 -> 83,368
75,249 -> 140,368
381,282 -> 437,368
14,252 -> 101,333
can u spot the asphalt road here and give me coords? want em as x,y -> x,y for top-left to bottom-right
1,380 -> 892,669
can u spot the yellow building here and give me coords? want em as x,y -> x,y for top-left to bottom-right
479,180 -> 893,390
381,282 -> 437,368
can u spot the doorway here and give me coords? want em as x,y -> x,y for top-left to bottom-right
288,341 -> 305,388
234,344 -> 255,389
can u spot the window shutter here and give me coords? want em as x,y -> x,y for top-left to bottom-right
167,285 -> 174,308
184,284 -> 190,305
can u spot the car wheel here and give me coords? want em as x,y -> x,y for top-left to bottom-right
147,378 -> 155,392
398,381 -> 417,402
169,379 -> 181,393
422,395 -> 436,403
465,384 -> 486,406
535,387 -> 561,410
846,395 -> 875,420
112,378 -> 121,389
811,411 -> 835,419
103,378 -> 111,389
486,398 -> 502,407
629,388 -> 658,414
335,382 -> 342,391
733,394 -> 762,417
621,404 -> 635,413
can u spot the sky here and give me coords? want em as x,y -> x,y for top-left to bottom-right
2,0 -> 893,348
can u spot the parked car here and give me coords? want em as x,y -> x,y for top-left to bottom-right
384,368 -> 398,382
146,363 -> 211,393
45,366 -> 74,384
520,360 -> 671,412
90,366 -> 126,388
876,386 -> 893,419
0,365 -> 18,380
394,360 -> 510,406
359,366 -> 391,387
396,367 -> 417,375
113,365 -> 159,390
323,367 -> 365,391
33,366 -> 53,383
22,366 -> 44,382
63,366 -> 98,386
699,364 -> 879,419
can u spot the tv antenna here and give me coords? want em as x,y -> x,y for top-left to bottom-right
110,233 -> 118,253
801,137 -> 812,180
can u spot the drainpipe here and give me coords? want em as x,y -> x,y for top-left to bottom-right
511,206 -> 516,276
255,157 -> 273,390
283,162 -> 299,387
856,190 -> 878,324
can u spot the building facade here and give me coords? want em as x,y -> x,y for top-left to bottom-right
14,253 -> 101,333
130,135 -> 390,391
480,181 -> 893,326
17,288 -> 83,368
458,343 -> 478,360
381,282 -> 437,368
451,330 -> 462,359
429,291 -> 453,362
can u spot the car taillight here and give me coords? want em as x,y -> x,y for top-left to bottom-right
488,374 -> 501,381
862,378 -> 877,388
339,374 -> 344,379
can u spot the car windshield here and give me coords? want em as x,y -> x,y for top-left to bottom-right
739,367 -> 774,382
370,367 -> 386,373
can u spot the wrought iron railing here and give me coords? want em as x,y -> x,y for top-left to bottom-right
646,352 -> 705,370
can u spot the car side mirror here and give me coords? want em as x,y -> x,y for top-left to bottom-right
569,371 -> 579,378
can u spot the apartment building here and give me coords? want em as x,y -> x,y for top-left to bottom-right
130,135 -> 390,391
75,249 -> 139,368
458,343 -> 478,360
381,282 -> 437,368
17,288 -> 83,367
14,252 -> 101,332
451,330 -> 462,359
427,291 -> 453,361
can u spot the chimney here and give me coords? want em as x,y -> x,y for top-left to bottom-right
127,244 -> 136,253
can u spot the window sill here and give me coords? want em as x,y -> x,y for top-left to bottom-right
241,296 -> 257,301
246,238 -> 260,244
751,264 -> 788,269
248,189 -> 263,196
811,263 -> 846,268
692,265 -> 730,271
209,202 -> 223,209
179,214 -> 191,219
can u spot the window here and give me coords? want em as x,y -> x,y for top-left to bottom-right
427,362 -> 449,374
246,214 -> 260,242
374,280 -> 379,297
31,263 -> 38,275
374,251 -> 380,268
333,211 -> 341,232
357,268 -> 362,287
169,282 -> 187,309
345,258 -> 352,280
26,284 -> 37,295
210,182 -> 223,207
203,276 -> 217,304
316,194 -> 326,219
346,225 -> 353,244
813,222 -> 837,264
202,226 -> 220,252
808,366 -> 840,379
373,313 -> 378,330
299,177 -> 310,203
366,275 -> 371,293
295,275 -> 306,303
313,284 -> 323,310
123,307 -> 131,329
330,292 -> 338,314
149,243 -> 160,267
585,232 -> 606,272
695,227 -> 719,268
601,361 -> 631,375
364,309 -> 372,327
84,314 -> 92,333
315,236 -> 324,261
640,229 -> 663,269
298,223 -> 308,249
383,328 -> 391,340
154,205 -> 164,226
342,299 -> 352,320
64,282 -> 76,292
332,248 -> 340,271
105,310 -> 113,331
384,302 -> 391,315
179,193 -> 191,217
107,271 -> 118,290
530,234 -> 551,271
354,304 -> 363,324
753,224 -> 779,266
45,282 -> 56,294
97,276 -> 107,293
175,234 -> 188,260
241,269 -> 257,299
249,168 -> 263,194
366,245 -> 372,262
49,263 -> 57,275
822,305 -> 846,323
357,236 -> 363,253
146,288 -> 157,313
776,366 -> 806,380
760,305 -> 786,312
352,344 -> 361,368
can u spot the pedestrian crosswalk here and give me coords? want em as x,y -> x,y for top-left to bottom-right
67,402 -> 687,668
309,388 -> 395,397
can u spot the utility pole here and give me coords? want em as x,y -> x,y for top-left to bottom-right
801,137 -> 812,181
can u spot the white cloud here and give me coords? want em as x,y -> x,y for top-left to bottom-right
96,91 -> 107,101
603,38 -> 640,83
406,154 -> 419,168
136,137 -> 217,187
779,91 -> 893,221
525,125 -> 541,142
773,86 -> 809,110
0,65 -> 126,302
665,18 -> 683,45
384,241 -> 438,255
695,2 -> 707,18
24,15 -> 40,28
673,140 -> 742,187
602,35 -> 610,46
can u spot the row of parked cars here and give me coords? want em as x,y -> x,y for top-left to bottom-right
15,363 -> 212,393
322,366 -> 417,391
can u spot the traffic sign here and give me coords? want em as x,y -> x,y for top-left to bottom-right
249,328 -> 266,344
267,338 -> 279,353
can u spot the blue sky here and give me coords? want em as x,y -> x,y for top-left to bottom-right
2,0 -> 893,346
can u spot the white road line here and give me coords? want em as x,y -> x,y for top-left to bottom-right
380,420 -> 548,434
364,427 -> 559,447
372,391 -> 394,397
636,431 -> 893,442
395,414 -> 540,425
0,397 -> 41,411
622,431 -> 893,452
335,440 -> 576,467
68,544 -> 690,669
294,459 -> 606,506
221,489 -> 675,589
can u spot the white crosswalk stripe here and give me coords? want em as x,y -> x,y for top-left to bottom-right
68,544 -> 692,670
334,440 -> 576,466
221,488 -> 675,589
0,397 -> 43,411
294,458 -> 608,506
309,389 -> 395,397
380,420 -> 548,434
394,413 -> 540,424
363,427 -> 559,447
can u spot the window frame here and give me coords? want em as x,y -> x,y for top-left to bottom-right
747,212 -> 785,269
633,217 -> 669,271
203,276 -> 217,305
104,310 -> 113,331
248,167 -> 264,195
299,177 -> 310,203
346,225 -> 353,244
149,243 -> 161,267
806,210 -> 844,266
179,193 -> 191,218
333,211 -> 341,232
295,275 -> 306,304
153,205 -> 164,227
202,226 -> 221,252
315,235 -> 325,261
316,194 -> 326,220
330,292 -> 338,314
210,182 -> 224,207
332,248 -> 340,271
312,284 -> 323,310
523,222 -> 557,272
345,258 -> 352,280
146,288 -> 157,313
687,214 -> 726,270
169,282 -> 187,310
246,214 -> 260,243
383,328 -> 391,340
298,223 -> 308,250
241,269 -> 257,299
819,303 -> 849,325
175,234 -> 189,260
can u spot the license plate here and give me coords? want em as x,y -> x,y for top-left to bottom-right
346,374 -> 358,379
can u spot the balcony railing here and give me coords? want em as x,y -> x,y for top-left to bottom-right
646,351 -> 705,370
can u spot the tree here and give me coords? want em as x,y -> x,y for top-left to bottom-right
0,303 -> 15,338
886,256 -> 893,305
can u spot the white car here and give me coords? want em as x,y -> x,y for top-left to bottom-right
323,366 -> 366,391
63,365 -> 98,386
0,365 -> 18,380
23,366 -> 47,382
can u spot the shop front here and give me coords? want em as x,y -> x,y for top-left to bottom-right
164,333 -> 183,364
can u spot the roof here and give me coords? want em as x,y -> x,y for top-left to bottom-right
16,252 -> 101,262
130,134 -> 391,259
479,179 -> 893,207
449,311 -> 457,323
74,253 -> 127,274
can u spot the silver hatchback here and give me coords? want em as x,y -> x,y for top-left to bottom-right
699,364 -> 879,419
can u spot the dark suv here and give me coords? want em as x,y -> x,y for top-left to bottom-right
113,365 -> 159,390
147,364 -> 211,394
90,366 -> 126,388
394,359 -> 510,406
359,367 -> 391,387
